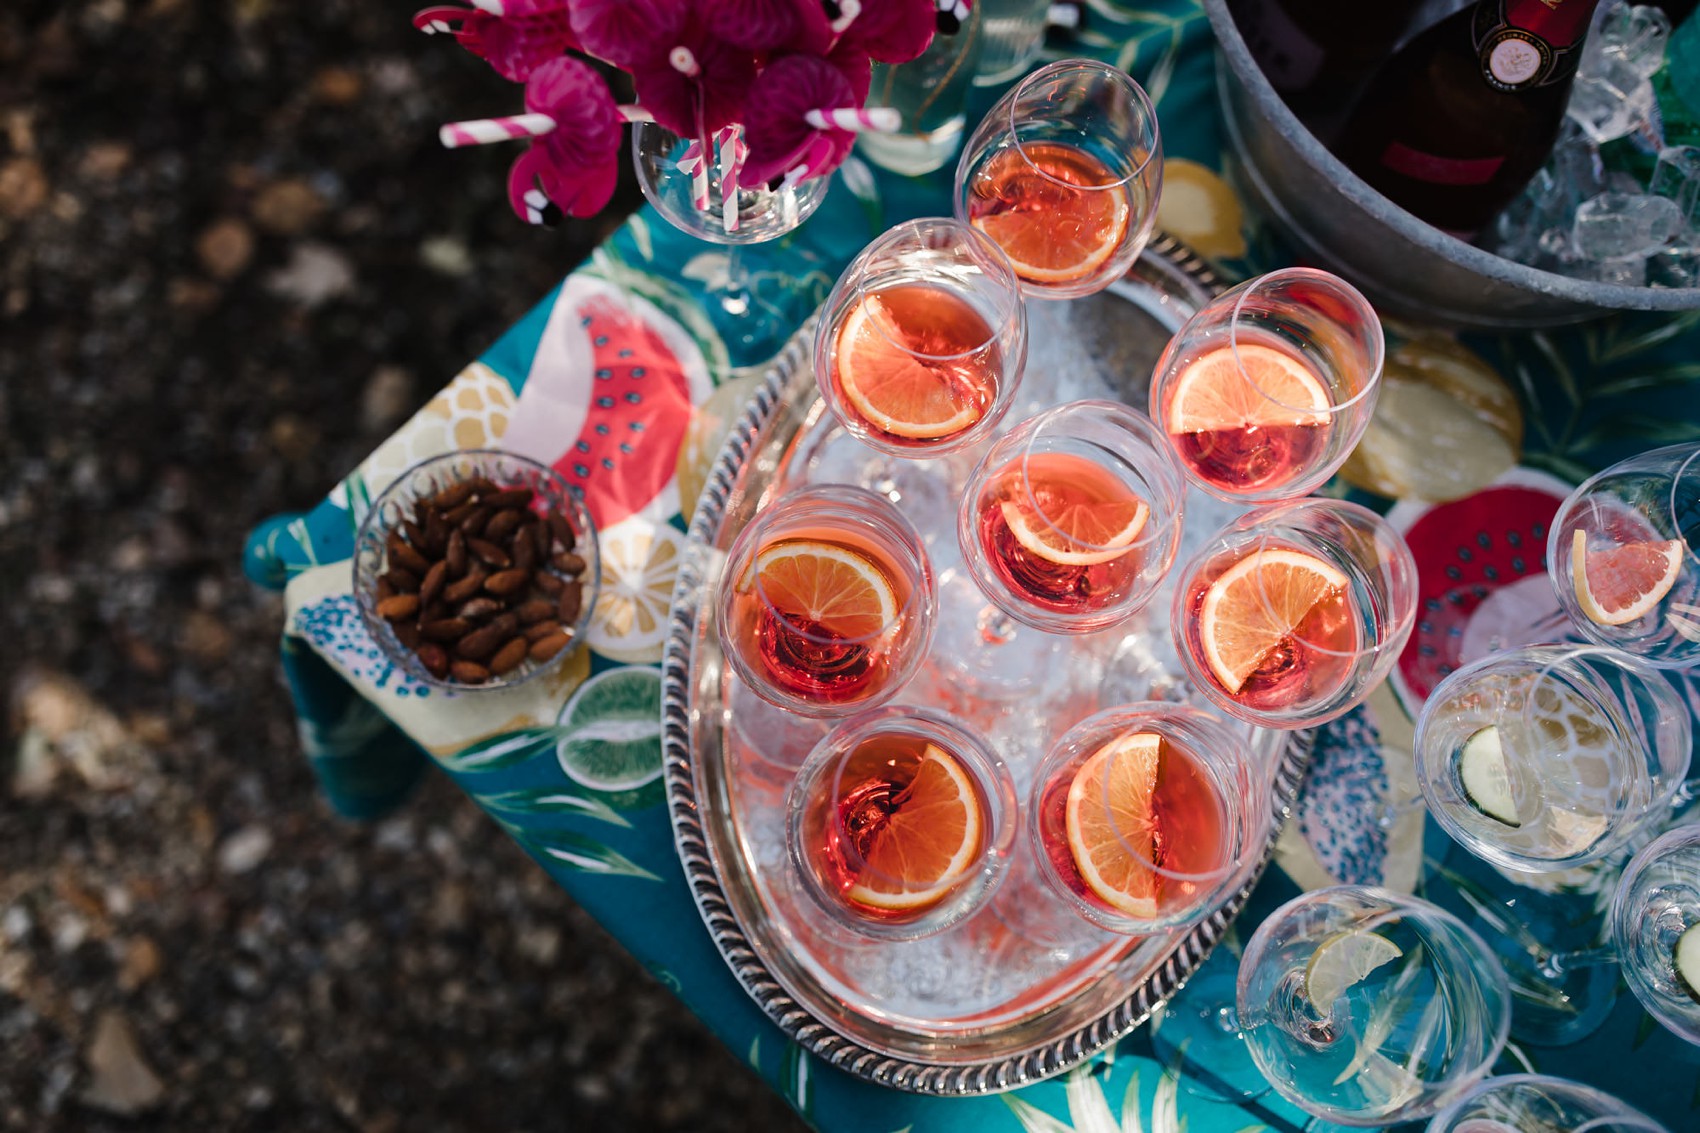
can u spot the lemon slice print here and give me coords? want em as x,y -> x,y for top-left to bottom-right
588,515 -> 684,664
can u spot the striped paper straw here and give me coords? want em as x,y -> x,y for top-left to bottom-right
803,107 -> 901,133
439,113 -> 555,148
469,0 -> 504,13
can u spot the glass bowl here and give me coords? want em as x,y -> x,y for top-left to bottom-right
352,449 -> 600,692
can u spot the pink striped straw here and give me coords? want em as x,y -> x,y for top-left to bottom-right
718,126 -> 748,233
619,105 -> 655,124
469,0 -> 504,13
803,107 -> 901,133
439,112 -> 555,148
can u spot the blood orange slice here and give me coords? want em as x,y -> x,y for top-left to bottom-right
754,539 -> 899,640
834,285 -> 993,441
1165,342 -> 1331,434
847,744 -> 985,911
1570,529 -> 1685,627
1199,548 -> 1349,694
999,453 -> 1149,566
968,144 -> 1130,285
1064,731 -> 1163,918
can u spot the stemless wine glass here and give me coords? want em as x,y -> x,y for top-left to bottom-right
1148,268 -> 1385,503
814,217 -> 1028,458
1415,644 -> 1692,875
956,400 -> 1187,634
1426,1074 -> 1671,1133
716,483 -> 936,717
1238,887 -> 1513,1127
1611,822 -> 1700,1046
786,705 -> 1018,941
954,58 -> 1162,299
1549,442 -> 1700,668
1172,499 -> 1418,730
632,121 -> 832,351
1027,703 -> 1266,934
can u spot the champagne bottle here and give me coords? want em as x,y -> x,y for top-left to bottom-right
1333,0 -> 1604,239
1229,0 -> 1426,137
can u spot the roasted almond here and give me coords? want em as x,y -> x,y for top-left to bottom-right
489,636 -> 529,675
442,568 -> 485,605
469,537 -> 510,568
485,568 -> 531,598
386,533 -> 431,575
401,519 -> 428,549
459,507 -> 492,538
556,581 -> 583,625
443,500 -> 478,527
528,521 -> 551,562
529,632 -> 571,662
419,560 -> 447,608
484,487 -> 533,510
375,577 -> 395,603
514,598 -> 555,624
532,571 -> 564,596
512,533 -> 536,574
421,617 -> 472,642
445,529 -> 468,577
382,567 -> 420,594
553,552 -> 588,575
523,619 -> 563,642
450,660 -> 490,684
546,510 -> 577,553
424,508 -> 449,556
376,594 -> 420,621
432,481 -> 474,510
393,620 -> 422,650
456,596 -> 503,621
415,642 -> 450,679
484,508 -> 524,543
455,613 -> 518,661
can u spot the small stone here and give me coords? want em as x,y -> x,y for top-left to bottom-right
195,218 -> 254,280
250,178 -> 326,235
180,610 -> 233,663
1,906 -> 33,942
168,278 -> 221,314
311,66 -> 363,105
0,157 -> 48,220
264,243 -> 354,308
267,412 -> 317,462
4,109 -> 36,155
361,365 -> 414,433
419,235 -> 473,276
217,825 -> 273,875
117,936 -> 162,991
78,142 -> 132,180
9,669 -> 140,791
82,1010 -> 165,1115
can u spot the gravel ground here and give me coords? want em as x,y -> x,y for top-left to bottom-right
0,2 -> 809,1129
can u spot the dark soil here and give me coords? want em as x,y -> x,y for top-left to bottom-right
0,2 -> 808,1129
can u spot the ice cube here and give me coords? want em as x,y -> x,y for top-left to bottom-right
1580,256 -> 1650,286
1567,53 -> 1658,144
1651,145 -> 1700,226
1572,190 -> 1683,260
1599,3 -> 1672,79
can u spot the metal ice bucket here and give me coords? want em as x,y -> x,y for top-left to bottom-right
1204,0 -> 1700,329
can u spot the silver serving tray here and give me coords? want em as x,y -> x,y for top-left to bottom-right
662,235 -> 1312,1095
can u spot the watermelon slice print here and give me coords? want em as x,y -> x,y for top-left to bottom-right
1386,469 -> 1572,710
501,277 -> 710,531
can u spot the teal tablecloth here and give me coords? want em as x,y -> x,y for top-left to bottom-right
243,2 -> 1700,1128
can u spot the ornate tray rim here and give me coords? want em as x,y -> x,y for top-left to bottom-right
661,234 -> 1314,1095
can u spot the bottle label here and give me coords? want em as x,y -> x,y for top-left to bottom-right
1379,141 -> 1506,186
1472,0 -> 1594,91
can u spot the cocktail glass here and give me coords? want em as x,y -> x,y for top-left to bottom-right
786,705 -> 1018,941
1549,443 -> 1700,668
955,59 -> 1162,299
1425,1073 -> 1670,1133
1172,499 -> 1418,730
814,217 -> 1028,459
956,400 -> 1186,635
716,483 -> 935,717
1148,268 -> 1384,503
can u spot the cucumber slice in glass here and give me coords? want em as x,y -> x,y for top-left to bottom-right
1458,725 -> 1521,827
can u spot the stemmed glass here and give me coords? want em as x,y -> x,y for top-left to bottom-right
1025,703 -> 1266,934
786,705 -> 1018,942
1549,443 -> 1700,668
1426,1074 -> 1670,1133
1171,499 -> 1418,730
716,483 -> 935,718
956,401 -> 1186,635
1237,887 -> 1513,1128
632,121 -> 832,353
1415,645 -> 1692,876
954,59 -> 1163,299
814,217 -> 1028,459
1148,268 -> 1385,503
